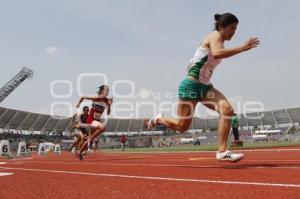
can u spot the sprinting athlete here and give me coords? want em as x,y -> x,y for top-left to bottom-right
76,85 -> 112,160
70,106 -> 90,153
147,13 -> 259,162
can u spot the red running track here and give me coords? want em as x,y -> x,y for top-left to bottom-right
1,148 -> 300,199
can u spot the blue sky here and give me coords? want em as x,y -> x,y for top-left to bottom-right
0,0 -> 299,118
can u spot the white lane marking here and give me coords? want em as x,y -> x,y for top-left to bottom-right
23,148 -> 300,159
0,172 -> 14,176
20,160 -> 300,170
10,157 -> 33,161
10,160 -> 218,168
0,162 -> 14,176
1,166 -> 300,188
103,148 -> 300,153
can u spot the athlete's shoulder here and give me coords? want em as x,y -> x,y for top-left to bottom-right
201,31 -> 221,48
102,97 -> 109,103
95,97 -> 110,105
208,31 -> 222,40
91,96 -> 106,101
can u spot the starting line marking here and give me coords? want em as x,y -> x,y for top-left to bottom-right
0,162 -> 8,165
1,166 -> 300,188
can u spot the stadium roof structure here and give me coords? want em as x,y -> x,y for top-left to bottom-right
0,106 -> 300,134
0,67 -> 33,103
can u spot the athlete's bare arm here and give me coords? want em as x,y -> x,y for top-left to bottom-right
107,98 -> 113,115
208,32 -> 259,59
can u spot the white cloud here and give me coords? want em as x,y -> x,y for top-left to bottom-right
44,46 -> 61,55
136,88 -> 153,100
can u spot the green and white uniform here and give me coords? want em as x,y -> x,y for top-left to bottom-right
231,115 -> 238,128
178,46 -> 222,100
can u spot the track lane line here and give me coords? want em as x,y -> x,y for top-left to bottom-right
13,160 -> 300,170
1,166 -> 300,188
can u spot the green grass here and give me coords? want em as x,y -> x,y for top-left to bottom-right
101,141 -> 300,153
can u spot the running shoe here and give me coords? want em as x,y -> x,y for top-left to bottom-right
216,150 -> 244,162
75,153 -> 83,160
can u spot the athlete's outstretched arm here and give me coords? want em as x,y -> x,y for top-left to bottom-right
107,98 -> 113,115
210,32 -> 260,59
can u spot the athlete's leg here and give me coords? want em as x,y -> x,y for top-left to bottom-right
70,135 -> 79,151
77,132 -> 84,149
87,128 -> 95,150
90,127 -> 105,142
154,100 -> 198,133
94,140 -> 99,153
200,88 -> 234,152
200,87 -> 244,162
78,121 -> 105,155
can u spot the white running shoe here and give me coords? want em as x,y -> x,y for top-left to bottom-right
147,113 -> 163,130
216,150 -> 244,162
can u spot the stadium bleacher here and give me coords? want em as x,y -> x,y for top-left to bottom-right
1,106 -> 300,135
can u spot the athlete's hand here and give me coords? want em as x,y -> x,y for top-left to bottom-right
108,98 -> 113,105
76,102 -> 80,108
242,37 -> 260,51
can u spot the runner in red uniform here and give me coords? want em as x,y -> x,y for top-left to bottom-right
75,85 -> 112,160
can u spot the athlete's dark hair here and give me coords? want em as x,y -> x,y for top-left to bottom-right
83,106 -> 89,111
214,13 -> 239,30
98,85 -> 109,95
